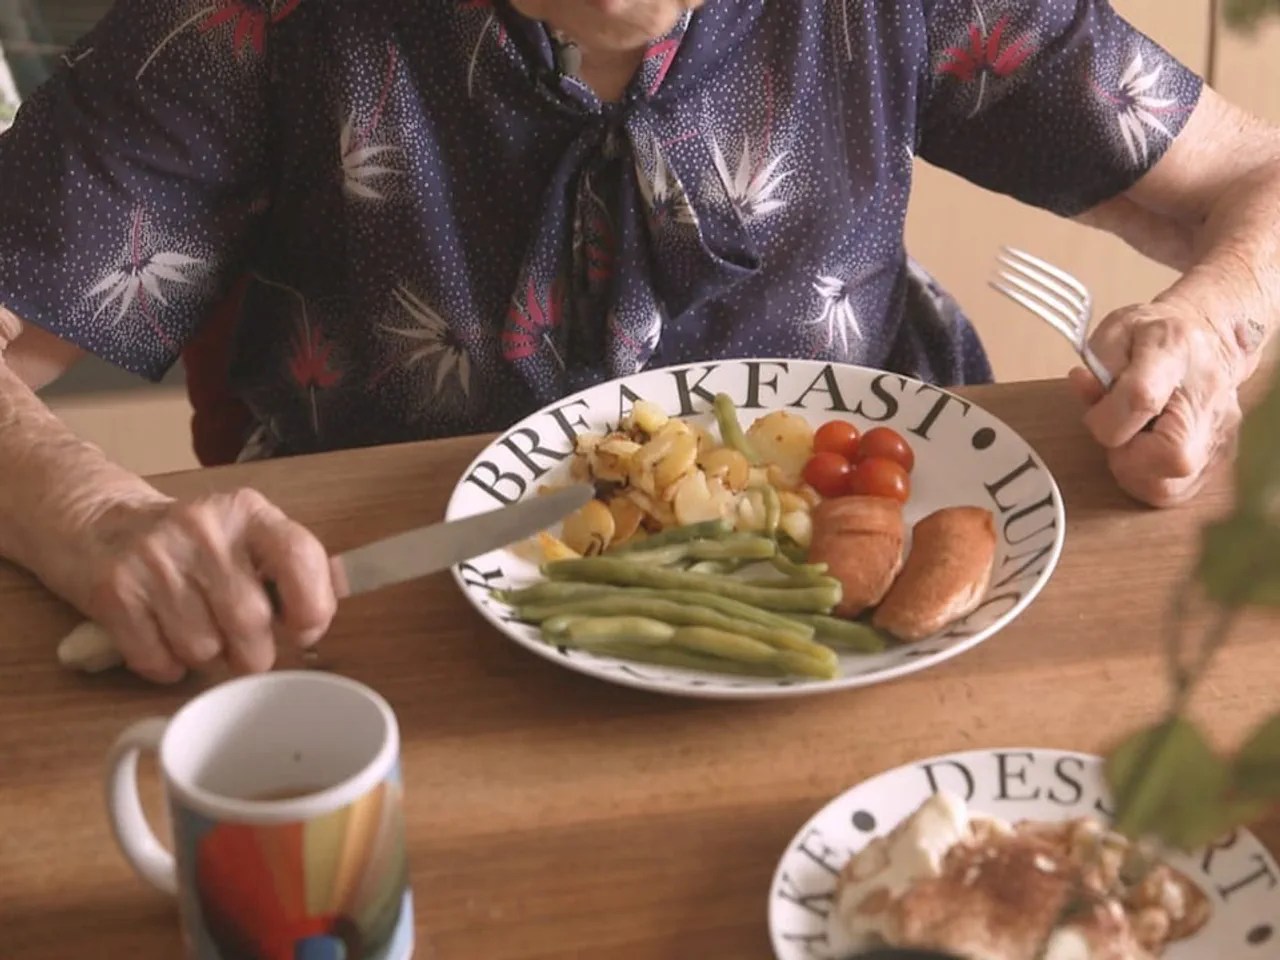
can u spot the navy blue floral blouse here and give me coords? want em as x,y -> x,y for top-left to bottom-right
0,0 -> 1201,459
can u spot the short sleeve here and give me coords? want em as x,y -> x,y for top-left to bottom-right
917,0 -> 1204,216
0,0 -> 277,380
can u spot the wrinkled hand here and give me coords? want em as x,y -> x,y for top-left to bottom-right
71,489 -> 339,683
1068,298 -> 1243,508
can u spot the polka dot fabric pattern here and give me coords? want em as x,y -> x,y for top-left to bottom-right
0,0 -> 1202,459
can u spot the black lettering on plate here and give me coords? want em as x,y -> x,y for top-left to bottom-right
618,384 -> 649,423
991,540 -> 1056,591
500,427 -> 569,480
996,751 -> 1040,801
908,385 -> 971,440
984,455 -> 1042,514
777,930 -> 831,959
1047,755 -> 1086,806
796,828 -> 845,877
792,364 -> 852,413
852,373 -> 900,422
464,460 -> 528,506
1002,494 -> 1057,546
921,759 -> 976,801
546,399 -> 592,445
457,562 -> 505,592
744,360 -> 790,409
671,364 -> 722,416
1218,854 -> 1279,902
775,872 -> 835,920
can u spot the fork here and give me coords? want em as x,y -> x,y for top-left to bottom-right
989,246 -> 1113,390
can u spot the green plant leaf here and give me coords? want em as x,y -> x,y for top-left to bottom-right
1234,714 -> 1280,800
1197,516 -> 1280,608
1105,718 -> 1241,850
1224,0 -> 1280,29
1234,369 -> 1280,512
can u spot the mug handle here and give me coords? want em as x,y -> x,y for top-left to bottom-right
105,717 -> 177,895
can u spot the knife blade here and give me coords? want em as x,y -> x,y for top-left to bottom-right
57,482 -> 595,674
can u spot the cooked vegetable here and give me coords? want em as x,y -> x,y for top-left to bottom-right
560,499 -> 617,556
620,534 -> 778,567
543,557 -> 842,612
606,519 -> 732,553
858,426 -> 915,473
630,399 -> 669,434
813,420 -> 860,461
744,410 -> 815,477
557,639 -> 795,678
788,613 -> 888,653
847,457 -> 911,503
802,451 -> 853,499
516,597 -> 834,663
699,446 -> 751,492
498,581 -> 805,632
713,392 -> 760,465
769,552 -> 830,583
563,616 -> 676,647
536,531 -> 581,562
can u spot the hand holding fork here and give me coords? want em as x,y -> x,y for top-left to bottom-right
990,246 -> 1244,507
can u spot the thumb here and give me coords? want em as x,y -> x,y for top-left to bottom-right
1067,366 -> 1107,406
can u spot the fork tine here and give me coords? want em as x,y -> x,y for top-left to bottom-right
999,246 -> 1091,302
995,255 -> 1088,316
989,280 -> 1086,349
993,271 -> 1086,342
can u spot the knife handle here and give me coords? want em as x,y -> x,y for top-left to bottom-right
57,581 -> 284,674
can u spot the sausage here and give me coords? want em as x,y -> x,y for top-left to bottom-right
872,506 -> 996,641
807,496 -> 905,618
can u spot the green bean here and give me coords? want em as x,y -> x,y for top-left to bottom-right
673,627 -> 837,680
684,559 -> 747,575
769,552 -> 829,583
606,519 -> 732,555
515,597 -> 836,666
714,393 -> 760,465
541,614 -> 583,637
788,614 -> 888,654
622,535 -> 776,567
543,557 -> 842,612
751,484 -> 781,536
777,540 -> 810,564
497,582 -> 803,631
570,640 -> 789,678
564,617 -> 675,647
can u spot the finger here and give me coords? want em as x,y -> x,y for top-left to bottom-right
1084,323 -> 1186,448
109,610 -> 187,684
245,514 -> 337,649
131,530 -> 226,668
1067,366 -> 1107,406
204,550 -> 277,675
1107,392 -> 1219,505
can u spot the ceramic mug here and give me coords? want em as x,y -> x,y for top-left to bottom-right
105,671 -> 414,960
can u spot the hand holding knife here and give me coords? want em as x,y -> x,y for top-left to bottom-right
58,483 -> 594,674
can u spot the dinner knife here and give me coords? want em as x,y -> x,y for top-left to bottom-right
57,482 -> 595,674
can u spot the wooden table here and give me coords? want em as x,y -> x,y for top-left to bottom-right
2,378 -> 1278,960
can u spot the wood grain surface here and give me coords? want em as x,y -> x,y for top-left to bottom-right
2,378 -> 1277,960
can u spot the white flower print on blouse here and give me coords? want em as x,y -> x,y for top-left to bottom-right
708,133 -> 792,221
1107,50 -> 1178,166
340,44 -> 403,201
808,274 -> 863,356
380,285 -> 472,400
86,208 -> 207,356
634,138 -> 698,228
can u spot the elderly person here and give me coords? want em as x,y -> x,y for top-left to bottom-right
0,0 -> 1276,682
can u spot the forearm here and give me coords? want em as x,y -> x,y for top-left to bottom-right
0,356 -> 169,597
1156,156 -> 1280,383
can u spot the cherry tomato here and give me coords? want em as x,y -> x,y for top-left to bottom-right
847,457 -> 911,503
813,420 -> 860,461
858,427 -> 915,474
802,451 -> 853,499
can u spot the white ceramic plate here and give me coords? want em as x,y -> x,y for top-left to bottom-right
769,748 -> 1280,959
446,359 -> 1066,700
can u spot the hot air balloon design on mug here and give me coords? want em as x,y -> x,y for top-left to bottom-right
191,780 -> 409,960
